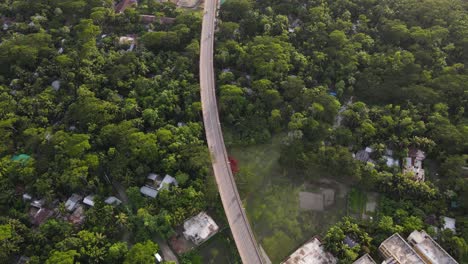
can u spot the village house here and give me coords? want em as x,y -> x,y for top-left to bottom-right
105,196 -> 122,206
114,0 -> 138,13
69,205 -> 86,226
140,185 -> 158,198
354,147 -> 399,168
118,35 -> 136,51
343,235 -> 358,249
16,256 -> 30,264
354,147 -> 375,164
442,216 -> 456,232
281,237 -> 337,264
182,211 -> 219,245
140,173 -> 178,198
403,148 -> 426,181
65,194 -> 83,211
159,17 -> 176,25
407,230 -> 458,264
379,233 -> 426,264
352,254 -> 376,264
158,174 -> 178,191
140,15 -> 157,24
83,195 -> 95,207
30,198 -> 45,209
30,207 -> 54,226
22,193 -> 32,201
383,149 -> 399,167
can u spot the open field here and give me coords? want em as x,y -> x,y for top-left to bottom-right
348,188 -> 367,216
229,135 -> 348,263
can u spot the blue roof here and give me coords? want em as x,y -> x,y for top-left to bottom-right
11,154 -> 31,162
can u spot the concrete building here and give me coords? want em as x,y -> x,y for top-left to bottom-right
352,254 -> 376,264
407,230 -> 458,264
403,148 -> 426,181
182,212 -> 219,245
281,237 -> 337,264
442,216 -> 456,232
379,233 -> 425,264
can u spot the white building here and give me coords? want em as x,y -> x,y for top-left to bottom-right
407,230 -> 458,264
183,212 -> 219,245
352,254 -> 376,264
379,233 -> 425,264
442,216 -> 456,232
281,237 -> 337,264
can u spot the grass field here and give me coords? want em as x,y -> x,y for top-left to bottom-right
348,188 -> 367,216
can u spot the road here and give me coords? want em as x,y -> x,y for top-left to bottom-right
199,0 -> 265,263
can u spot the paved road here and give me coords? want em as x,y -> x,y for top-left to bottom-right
199,0 -> 265,263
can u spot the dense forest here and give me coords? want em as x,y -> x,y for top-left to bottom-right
0,0 -> 219,263
216,0 -> 467,262
0,0 -> 467,263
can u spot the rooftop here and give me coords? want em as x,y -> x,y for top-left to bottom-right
352,254 -> 376,264
83,195 -> 95,207
69,205 -> 86,226
183,212 -> 219,245
442,216 -> 456,232
65,194 -> 82,211
379,233 -> 425,264
408,148 -> 426,161
140,186 -> 158,198
105,196 -> 122,206
158,174 -> 178,191
29,207 -> 54,226
281,237 -> 337,264
407,230 -> 458,264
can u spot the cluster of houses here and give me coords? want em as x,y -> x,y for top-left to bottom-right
23,192 -> 122,227
282,229 -> 458,264
140,173 -> 178,198
19,169 -> 218,263
354,146 -> 427,182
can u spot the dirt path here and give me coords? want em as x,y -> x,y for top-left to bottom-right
155,235 -> 180,264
